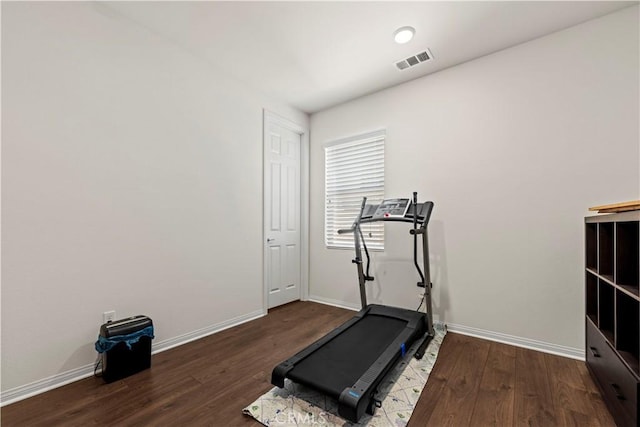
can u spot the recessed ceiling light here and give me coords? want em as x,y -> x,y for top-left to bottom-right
394,26 -> 415,44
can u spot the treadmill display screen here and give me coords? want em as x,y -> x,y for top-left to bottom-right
372,198 -> 410,219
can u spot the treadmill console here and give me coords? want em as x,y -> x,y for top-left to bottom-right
372,198 -> 410,219
355,195 -> 433,225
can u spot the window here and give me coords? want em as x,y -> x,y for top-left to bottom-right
324,130 -> 385,250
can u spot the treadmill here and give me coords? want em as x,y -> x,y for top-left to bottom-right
271,192 -> 435,423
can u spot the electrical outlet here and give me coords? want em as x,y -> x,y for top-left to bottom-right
103,310 -> 116,323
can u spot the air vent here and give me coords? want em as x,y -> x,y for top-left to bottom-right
416,51 -> 431,62
395,49 -> 433,71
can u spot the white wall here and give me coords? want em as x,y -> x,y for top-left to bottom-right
309,6 -> 639,355
1,2 -> 307,394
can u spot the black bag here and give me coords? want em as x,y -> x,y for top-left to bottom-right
95,315 -> 154,383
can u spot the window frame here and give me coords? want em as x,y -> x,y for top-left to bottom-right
324,129 -> 385,251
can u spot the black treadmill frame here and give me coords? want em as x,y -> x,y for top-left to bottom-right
350,194 -> 435,339
271,192 -> 435,423
272,304 -> 426,421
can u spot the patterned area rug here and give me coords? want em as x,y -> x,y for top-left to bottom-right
243,325 -> 446,427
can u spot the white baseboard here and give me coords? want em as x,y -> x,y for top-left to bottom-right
0,363 -> 98,407
307,295 -> 359,311
306,298 -> 584,361
2,304 -> 584,407
443,322 -> 585,361
151,309 -> 264,354
0,309 -> 265,407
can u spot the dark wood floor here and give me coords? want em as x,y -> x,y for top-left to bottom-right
2,301 -> 615,426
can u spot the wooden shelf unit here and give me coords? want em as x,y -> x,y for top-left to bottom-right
585,210 -> 640,427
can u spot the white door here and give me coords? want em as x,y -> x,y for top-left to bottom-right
264,114 -> 301,309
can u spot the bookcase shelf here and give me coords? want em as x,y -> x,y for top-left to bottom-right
586,272 -> 598,324
599,222 -> 614,280
617,290 -> 639,377
585,211 -> 640,427
586,223 -> 597,271
617,221 -> 640,295
599,282 -> 615,339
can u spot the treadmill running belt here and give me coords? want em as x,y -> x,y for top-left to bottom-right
287,314 -> 407,397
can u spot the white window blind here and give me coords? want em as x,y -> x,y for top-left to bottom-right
325,130 -> 385,250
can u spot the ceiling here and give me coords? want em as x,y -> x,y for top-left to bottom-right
104,1 -> 637,114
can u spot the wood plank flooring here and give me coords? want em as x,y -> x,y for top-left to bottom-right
2,301 -> 615,426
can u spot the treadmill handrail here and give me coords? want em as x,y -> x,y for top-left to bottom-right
337,196 -> 368,235
337,227 -> 355,235
412,192 -> 425,286
337,193 -> 435,328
